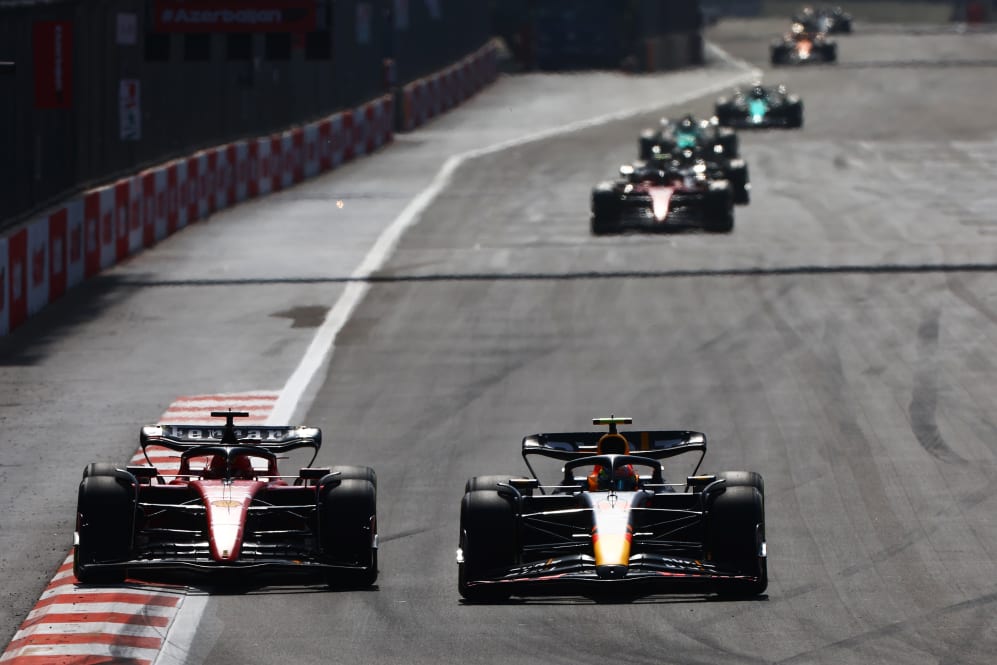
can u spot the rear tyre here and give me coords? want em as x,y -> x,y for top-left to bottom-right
74,476 -> 135,584
716,129 -> 739,158
329,465 -> 377,488
464,475 -> 514,493
705,190 -> 735,233
458,490 -> 517,601
82,462 -> 121,479
716,470 -> 765,495
727,164 -> 750,205
321,478 -> 378,588
707,485 -> 767,597
638,131 -> 657,160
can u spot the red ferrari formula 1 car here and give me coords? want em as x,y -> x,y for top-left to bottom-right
457,417 -> 767,600
590,159 -> 736,235
74,411 -> 377,587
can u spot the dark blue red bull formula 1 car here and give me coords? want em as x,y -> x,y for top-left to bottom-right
457,417 -> 767,600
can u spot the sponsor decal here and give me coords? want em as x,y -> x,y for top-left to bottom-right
154,1 -> 316,33
33,21 -> 73,109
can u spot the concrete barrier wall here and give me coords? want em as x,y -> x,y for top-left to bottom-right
0,41 -> 499,337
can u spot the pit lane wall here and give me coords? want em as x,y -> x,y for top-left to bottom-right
0,40 -> 498,337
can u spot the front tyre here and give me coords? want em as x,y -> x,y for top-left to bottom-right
74,476 -> 135,584
707,485 -> 767,597
591,187 -> 621,236
458,490 -> 516,601
321,478 -> 378,588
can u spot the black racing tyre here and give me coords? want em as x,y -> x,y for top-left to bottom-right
824,44 -> 838,63
591,189 -> 621,236
82,462 -> 121,479
320,478 -> 378,588
464,475 -> 515,493
74,476 -> 135,584
716,129 -> 739,158
329,465 -> 377,488
638,131 -> 657,160
716,470 -> 765,496
705,189 -> 734,233
591,216 -> 620,236
788,104 -> 804,128
707,485 -> 767,596
458,490 -> 517,601
710,207 -> 734,233
727,164 -> 750,205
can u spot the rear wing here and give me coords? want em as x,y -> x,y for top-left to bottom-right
140,411 -> 321,456
141,424 -> 321,454
522,430 -> 705,461
521,430 -> 706,483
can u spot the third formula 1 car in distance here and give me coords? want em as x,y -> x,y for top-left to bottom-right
715,84 -> 804,128
771,28 -> 837,65
457,416 -> 767,601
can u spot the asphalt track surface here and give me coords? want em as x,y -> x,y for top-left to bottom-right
3,17 -> 997,665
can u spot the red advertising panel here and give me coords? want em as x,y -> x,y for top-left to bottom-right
7,230 -> 27,331
153,1 -> 316,33
33,21 -> 73,109
270,136 -> 282,192
166,163 -> 179,233
0,238 -> 7,335
83,191 -> 101,277
185,156 -> 200,223
317,119 -> 332,173
142,171 -> 157,247
66,198 -> 84,289
247,140 -> 260,199
49,207 -> 68,302
291,128 -> 305,184
115,180 -> 130,261
27,218 -> 49,316
342,111 -> 355,162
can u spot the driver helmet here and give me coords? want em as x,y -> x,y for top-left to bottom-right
202,453 -> 256,480
587,433 -> 639,491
